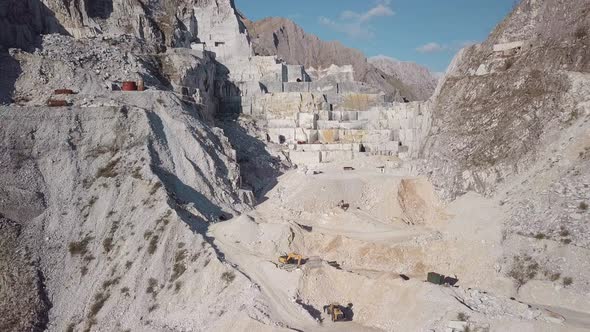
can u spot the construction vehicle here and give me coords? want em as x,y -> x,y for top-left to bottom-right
278,253 -> 304,267
323,303 -> 346,322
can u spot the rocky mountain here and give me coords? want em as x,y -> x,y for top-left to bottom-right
0,1 -> 275,331
0,0 -> 249,52
422,0 -> 590,306
369,55 -> 439,101
244,17 -> 437,101
424,0 -> 590,199
2,0 -> 590,331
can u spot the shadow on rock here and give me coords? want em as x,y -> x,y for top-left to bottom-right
214,61 -> 289,202
0,53 -> 22,105
0,0 -> 70,51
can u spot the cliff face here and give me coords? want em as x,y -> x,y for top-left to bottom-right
424,0 -> 590,259
0,0 -> 270,329
244,17 -> 437,101
425,0 -> 590,199
0,0 -> 252,54
0,33 -> 272,331
0,0 -> 68,50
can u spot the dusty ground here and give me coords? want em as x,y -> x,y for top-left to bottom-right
210,156 -> 590,331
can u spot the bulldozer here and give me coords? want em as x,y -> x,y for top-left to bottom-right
323,303 -> 346,322
278,253 -> 304,267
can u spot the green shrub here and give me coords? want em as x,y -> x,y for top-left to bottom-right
457,312 -> 469,322
88,292 -> 110,318
534,233 -> 546,240
170,249 -> 188,281
575,26 -> 588,39
103,237 -> 114,253
174,281 -> 183,293
97,157 -> 121,178
102,277 -> 121,290
149,182 -> 163,195
148,235 -> 159,255
221,271 -> 235,284
508,254 -> 539,288
69,236 -> 94,256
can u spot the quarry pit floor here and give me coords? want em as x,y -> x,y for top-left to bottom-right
209,157 -> 590,331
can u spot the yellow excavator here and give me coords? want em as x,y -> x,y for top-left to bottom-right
323,303 -> 346,322
278,253 -> 304,267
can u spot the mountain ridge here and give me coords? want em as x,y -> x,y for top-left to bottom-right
243,16 -> 438,101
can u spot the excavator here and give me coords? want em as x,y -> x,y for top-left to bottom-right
323,303 -> 346,322
278,253 -> 304,267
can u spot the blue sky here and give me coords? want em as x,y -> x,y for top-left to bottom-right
236,0 -> 516,72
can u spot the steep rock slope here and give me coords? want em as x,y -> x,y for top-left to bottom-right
424,0 -> 590,199
0,23 -> 280,332
0,98 -> 268,331
244,17 -> 436,101
0,0 -> 73,50
369,56 -> 439,101
423,0 -> 590,300
0,0 -> 250,51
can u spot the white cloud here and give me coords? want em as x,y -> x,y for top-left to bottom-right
370,54 -> 400,62
416,42 -> 446,53
416,40 -> 480,54
319,0 -> 395,39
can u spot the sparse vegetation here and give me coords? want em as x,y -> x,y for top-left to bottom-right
102,277 -> 121,290
89,196 -> 98,206
457,312 -> 469,322
86,145 -> 118,159
144,231 -> 153,240
190,252 -> 201,262
131,166 -> 143,180
561,238 -> 572,245
69,235 -> 94,256
103,237 -> 114,253
146,278 -> 159,299
579,202 -> 588,211
563,277 -> 573,287
534,233 -> 546,240
96,157 -> 121,178
83,318 -> 97,332
544,270 -> 561,282
88,292 -> 110,318
121,287 -> 130,297
125,261 -> 133,269
150,182 -> 163,195
508,254 -> 539,288
170,249 -> 188,281
575,26 -> 588,39
559,227 -> 570,237
221,271 -> 235,284
148,304 -> 159,312
174,281 -> 183,293
148,235 -> 159,255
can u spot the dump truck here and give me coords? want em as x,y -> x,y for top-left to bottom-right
323,303 -> 346,322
